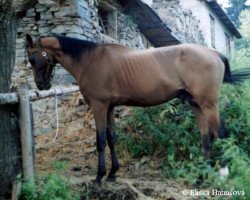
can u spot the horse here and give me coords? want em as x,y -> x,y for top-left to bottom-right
25,34 -> 250,183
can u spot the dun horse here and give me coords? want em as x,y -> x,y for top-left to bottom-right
26,34 -> 250,183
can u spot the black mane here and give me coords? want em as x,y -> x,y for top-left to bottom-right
53,35 -> 98,59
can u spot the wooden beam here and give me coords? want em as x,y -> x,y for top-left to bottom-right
28,86 -> 80,101
98,0 -> 116,11
0,86 -> 80,104
0,93 -> 18,105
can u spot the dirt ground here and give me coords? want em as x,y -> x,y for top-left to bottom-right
35,118 -> 208,200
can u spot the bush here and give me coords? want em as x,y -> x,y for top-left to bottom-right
21,174 -> 80,200
116,76 -> 250,200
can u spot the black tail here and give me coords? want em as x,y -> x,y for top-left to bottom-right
219,53 -> 250,84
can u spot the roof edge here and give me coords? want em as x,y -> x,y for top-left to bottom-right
205,0 -> 242,38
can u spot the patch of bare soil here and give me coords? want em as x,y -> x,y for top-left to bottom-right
35,120 -> 202,200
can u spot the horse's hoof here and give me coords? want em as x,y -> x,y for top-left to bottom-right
93,177 -> 102,185
106,175 -> 116,182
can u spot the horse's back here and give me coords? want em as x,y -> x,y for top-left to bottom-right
87,43 -> 225,106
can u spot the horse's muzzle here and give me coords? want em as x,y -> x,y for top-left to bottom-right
36,82 -> 51,90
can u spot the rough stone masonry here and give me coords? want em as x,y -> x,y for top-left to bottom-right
13,0 -> 152,134
13,0 -> 205,135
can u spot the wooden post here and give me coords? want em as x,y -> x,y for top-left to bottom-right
18,89 -> 34,181
11,181 -> 21,200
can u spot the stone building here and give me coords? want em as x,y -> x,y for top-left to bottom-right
12,0 -> 241,134
178,0 -> 241,54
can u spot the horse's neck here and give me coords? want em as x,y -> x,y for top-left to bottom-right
54,51 -> 88,83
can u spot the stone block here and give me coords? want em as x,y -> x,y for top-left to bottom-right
64,22 -> 74,25
38,0 -> 57,7
66,33 -> 88,40
16,43 -> 25,49
37,20 -> 47,26
47,20 -> 55,25
22,17 -> 35,23
24,26 -> 32,32
74,19 -> 93,29
54,6 -> 71,18
69,0 -> 89,18
32,26 -> 38,31
39,26 -> 50,34
79,0 -> 89,9
35,4 -> 47,12
16,49 -> 26,57
40,11 -> 54,20
27,8 -> 35,13
30,31 -> 39,36
49,5 -> 60,12
26,10 -> 36,17
16,38 -> 25,44
51,25 -> 83,34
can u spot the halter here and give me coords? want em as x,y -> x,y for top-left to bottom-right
37,38 -> 56,80
42,51 -> 56,79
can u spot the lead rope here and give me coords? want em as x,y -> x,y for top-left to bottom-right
52,90 -> 59,142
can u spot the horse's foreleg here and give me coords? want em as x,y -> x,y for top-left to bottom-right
106,107 -> 120,182
92,101 -> 109,184
190,104 -> 212,160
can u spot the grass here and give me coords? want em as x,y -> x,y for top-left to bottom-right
51,160 -> 69,171
21,159 -> 79,200
21,174 -> 80,200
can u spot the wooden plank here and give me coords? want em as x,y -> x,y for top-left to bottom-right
28,85 -> 80,101
99,1 -> 116,11
11,181 -> 21,200
0,86 -> 80,104
0,93 -> 18,105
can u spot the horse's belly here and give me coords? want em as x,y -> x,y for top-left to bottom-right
114,85 -> 180,107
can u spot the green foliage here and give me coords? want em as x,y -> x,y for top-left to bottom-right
21,174 -> 80,200
226,0 -> 249,27
235,10 -> 250,51
232,45 -> 250,66
239,10 -> 250,37
117,99 -> 200,160
117,56 -> 250,199
51,160 -> 69,171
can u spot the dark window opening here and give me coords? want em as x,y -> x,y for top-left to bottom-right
98,8 -> 109,35
225,33 -> 231,53
98,2 -> 117,39
210,14 -> 215,48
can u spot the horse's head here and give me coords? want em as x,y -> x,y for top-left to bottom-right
26,34 -> 56,90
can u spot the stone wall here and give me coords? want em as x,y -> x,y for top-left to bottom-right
152,0 -> 205,45
13,0 -> 150,135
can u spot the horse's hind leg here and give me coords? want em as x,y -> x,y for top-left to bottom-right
190,103 -> 212,160
200,103 -> 227,139
200,102 -> 229,179
106,107 -> 120,182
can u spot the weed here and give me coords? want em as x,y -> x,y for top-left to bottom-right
116,78 -> 249,200
21,174 -> 80,200
51,160 -> 69,171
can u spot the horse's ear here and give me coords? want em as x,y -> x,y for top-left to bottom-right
26,34 -> 33,48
